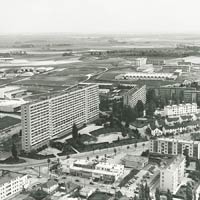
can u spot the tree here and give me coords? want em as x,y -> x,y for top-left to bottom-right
122,105 -> 137,122
146,89 -> 157,104
146,101 -> 156,116
136,100 -> 144,117
11,143 -> 18,160
114,148 -> 117,155
183,148 -> 190,167
196,160 -> 200,171
138,184 -> 145,200
186,183 -> 193,200
133,128 -> 140,139
166,189 -> 173,200
99,98 -> 109,111
125,121 -> 130,128
145,127 -> 152,136
145,182 -> 150,200
72,123 -> 78,141
109,114 -> 114,128
142,143 -> 145,151
134,142 -> 137,149
30,189 -> 48,200
198,193 -> 200,200
133,195 -> 138,200
155,188 -> 160,200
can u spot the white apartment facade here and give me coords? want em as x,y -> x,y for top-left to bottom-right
21,84 -> 99,152
160,156 -> 185,194
164,103 -> 197,116
0,171 -> 29,200
123,85 -> 146,108
150,138 -> 200,159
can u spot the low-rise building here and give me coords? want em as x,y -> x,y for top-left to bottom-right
79,186 -> 96,198
116,72 -> 177,81
162,62 -> 191,73
151,127 -> 163,136
0,170 -> 29,200
58,181 -> 80,196
0,86 -> 27,99
94,162 -> 124,181
150,138 -> 200,159
42,179 -> 59,194
160,156 -> 185,194
0,99 -> 27,112
62,159 -> 124,182
121,155 -> 148,169
132,57 -> 147,67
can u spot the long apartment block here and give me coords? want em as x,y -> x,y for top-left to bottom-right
21,84 -> 99,152
123,85 -> 146,108
150,138 -> 200,159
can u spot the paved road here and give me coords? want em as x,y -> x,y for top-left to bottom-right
0,141 -> 149,170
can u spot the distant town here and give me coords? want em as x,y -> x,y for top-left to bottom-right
1,34 -> 200,200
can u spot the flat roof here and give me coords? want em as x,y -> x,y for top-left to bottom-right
24,83 -> 98,105
165,103 -> 197,107
0,99 -> 27,106
161,156 -> 185,171
0,171 -> 26,186
74,159 -> 95,166
122,155 -> 148,163
156,138 -> 200,144
96,162 -> 124,170
124,72 -> 174,76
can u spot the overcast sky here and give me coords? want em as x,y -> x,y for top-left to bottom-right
1,0 -> 200,34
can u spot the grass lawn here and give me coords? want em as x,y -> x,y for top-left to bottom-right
90,127 -> 122,137
0,156 -> 26,164
0,116 -> 21,130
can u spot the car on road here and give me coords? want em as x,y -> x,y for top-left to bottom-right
75,179 -> 80,182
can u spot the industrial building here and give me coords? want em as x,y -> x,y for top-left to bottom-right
21,84 -> 99,152
162,60 -> 192,73
115,72 -> 177,80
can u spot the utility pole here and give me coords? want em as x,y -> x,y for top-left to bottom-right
36,166 -> 41,178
